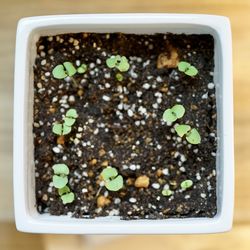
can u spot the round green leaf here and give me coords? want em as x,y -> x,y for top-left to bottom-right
52,163 -> 69,175
61,192 -> 75,204
65,108 -> 78,119
162,189 -> 173,196
180,180 -> 193,190
52,123 -> 63,135
101,167 -> 118,181
53,175 -> 68,189
106,56 -> 117,68
178,61 -> 190,72
175,124 -> 191,137
63,62 -> 77,77
62,124 -> 71,135
63,117 -> 76,127
52,64 -> 67,79
162,108 -> 177,123
171,104 -> 185,119
77,64 -> 87,74
186,128 -> 201,144
185,66 -> 198,76
105,175 -> 123,191
58,185 -> 70,196
117,56 -> 130,72
116,73 -> 123,81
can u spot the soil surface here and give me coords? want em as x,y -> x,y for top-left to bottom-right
33,32 -> 217,219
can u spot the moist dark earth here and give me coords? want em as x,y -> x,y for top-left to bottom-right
33,32 -> 217,219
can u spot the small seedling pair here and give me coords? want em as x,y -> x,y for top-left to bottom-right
52,62 -> 87,79
162,179 -> 193,196
52,61 -> 87,88
175,124 -> 201,145
52,109 -> 78,136
52,164 -> 75,204
178,61 -> 198,77
162,104 -> 201,145
106,55 -> 130,82
100,167 -> 124,191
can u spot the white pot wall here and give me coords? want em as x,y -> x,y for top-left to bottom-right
13,14 -> 234,234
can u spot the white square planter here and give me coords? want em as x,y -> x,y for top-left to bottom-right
13,14 -> 234,234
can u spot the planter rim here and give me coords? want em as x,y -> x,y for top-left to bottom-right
13,13 -> 234,234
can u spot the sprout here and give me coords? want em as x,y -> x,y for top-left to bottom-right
52,175 -> 68,189
52,62 -> 77,79
52,108 -> 78,136
178,61 -> 198,76
186,128 -> 201,144
52,62 -> 88,88
61,192 -> 75,204
162,189 -> 173,196
52,123 -> 72,136
106,55 -> 130,72
162,104 -> 185,123
65,108 -> 78,119
180,180 -> 193,190
116,73 -> 123,81
77,64 -> 87,74
175,125 -> 201,144
52,163 -> 75,204
52,163 -> 69,189
58,185 -> 70,196
175,124 -> 191,137
100,167 -> 124,191
52,164 -> 69,175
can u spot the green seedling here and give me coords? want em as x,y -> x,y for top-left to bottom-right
52,108 -> 78,136
106,55 -> 130,72
180,180 -> 193,190
52,164 -> 69,189
58,185 -> 70,196
61,192 -> 75,204
52,62 -> 77,79
116,72 -> 123,81
178,61 -> 198,76
77,64 -> 87,74
106,55 -> 129,81
162,189 -> 173,196
162,104 -> 185,123
186,128 -> 201,145
52,164 -> 75,204
58,185 -> 75,204
100,167 -> 124,191
175,125 -> 201,145
175,124 -> 191,137
52,123 -> 72,136
52,62 -> 88,88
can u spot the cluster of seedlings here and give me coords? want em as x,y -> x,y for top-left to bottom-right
50,56 -> 201,204
33,33 -> 217,219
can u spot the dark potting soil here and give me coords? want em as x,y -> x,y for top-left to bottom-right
33,32 -> 217,219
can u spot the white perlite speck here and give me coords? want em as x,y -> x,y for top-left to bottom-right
202,92 -> 208,99
102,95 -> 111,101
152,183 -> 160,189
129,198 -> 137,203
200,193 -> 206,198
129,164 -> 136,171
142,83 -> 150,89
162,168 -> 169,175
41,59 -> 46,65
207,82 -> 215,89
82,188 -> 88,193
127,109 -> 134,117
52,147 -> 60,153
